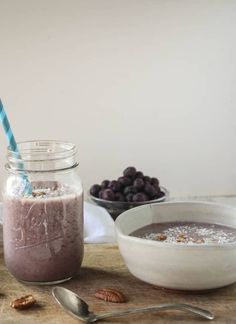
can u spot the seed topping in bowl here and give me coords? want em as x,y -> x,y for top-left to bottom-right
130,222 -> 236,245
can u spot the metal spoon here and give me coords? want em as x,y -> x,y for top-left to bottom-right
52,287 -> 214,322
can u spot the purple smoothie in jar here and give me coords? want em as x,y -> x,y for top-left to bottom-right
3,141 -> 84,284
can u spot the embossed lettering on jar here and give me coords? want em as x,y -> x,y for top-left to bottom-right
3,141 -> 84,284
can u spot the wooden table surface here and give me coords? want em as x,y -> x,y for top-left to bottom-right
2,195 -> 236,324
0,242 -> 236,324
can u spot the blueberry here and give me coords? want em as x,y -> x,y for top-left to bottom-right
133,178 -> 144,190
123,185 -> 138,196
123,166 -> 137,178
133,192 -> 149,202
117,176 -> 132,187
151,177 -> 159,186
115,192 -> 125,201
152,184 -> 160,191
101,180 -> 110,189
135,171 -> 144,179
143,176 -> 151,183
90,184 -> 101,197
151,177 -> 160,190
152,190 -> 165,200
98,190 -> 104,198
102,189 -> 115,201
108,180 -> 121,193
144,183 -> 157,198
125,193 -> 133,202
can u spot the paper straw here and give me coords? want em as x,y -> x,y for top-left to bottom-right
0,99 -> 32,194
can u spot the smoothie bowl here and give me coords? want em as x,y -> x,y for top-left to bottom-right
115,201 -> 236,291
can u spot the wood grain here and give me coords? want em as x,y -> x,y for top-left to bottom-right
0,243 -> 236,323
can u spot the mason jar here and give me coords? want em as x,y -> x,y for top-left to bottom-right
2,140 -> 84,284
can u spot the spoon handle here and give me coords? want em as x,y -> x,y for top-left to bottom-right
92,303 -> 214,322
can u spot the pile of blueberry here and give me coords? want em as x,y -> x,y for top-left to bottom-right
89,166 -> 165,202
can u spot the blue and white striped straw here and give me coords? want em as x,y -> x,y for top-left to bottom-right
0,98 -> 32,194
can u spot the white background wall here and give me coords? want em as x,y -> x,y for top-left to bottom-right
0,0 -> 236,198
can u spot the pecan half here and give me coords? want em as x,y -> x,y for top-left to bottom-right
177,233 -> 187,242
10,295 -> 36,310
154,233 -> 167,241
95,288 -> 126,303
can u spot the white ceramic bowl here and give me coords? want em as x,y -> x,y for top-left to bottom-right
115,201 -> 236,291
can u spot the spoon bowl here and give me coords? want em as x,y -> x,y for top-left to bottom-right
52,287 -> 96,322
52,287 -> 214,322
